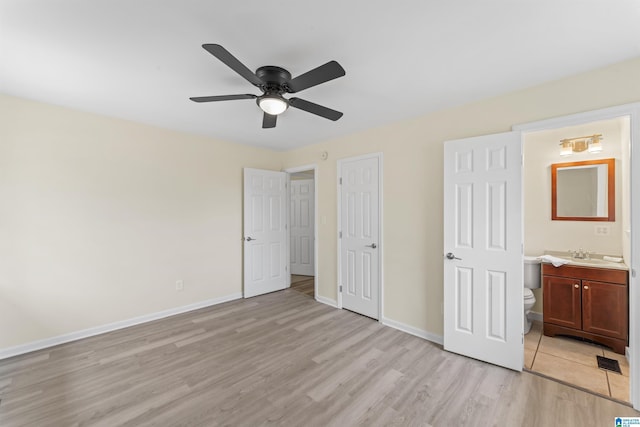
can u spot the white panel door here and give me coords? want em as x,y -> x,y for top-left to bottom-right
339,155 -> 380,319
243,168 -> 287,298
290,179 -> 315,276
443,132 -> 523,371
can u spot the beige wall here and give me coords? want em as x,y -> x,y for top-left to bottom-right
2,57 -> 640,353
0,94 -> 281,350
282,57 -> 640,336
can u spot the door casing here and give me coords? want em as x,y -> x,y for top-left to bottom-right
513,101 -> 640,410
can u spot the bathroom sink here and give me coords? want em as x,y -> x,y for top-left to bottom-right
554,256 -> 626,269
570,258 -> 616,266
541,251 -> 629,270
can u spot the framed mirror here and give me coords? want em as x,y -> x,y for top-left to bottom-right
551,158 -> 615,221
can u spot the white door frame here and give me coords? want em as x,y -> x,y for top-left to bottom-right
513,101 -> 640,410
336,152 -> 384,318
284,164 -> 319,298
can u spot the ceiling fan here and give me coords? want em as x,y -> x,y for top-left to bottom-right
190,44 -> 346,129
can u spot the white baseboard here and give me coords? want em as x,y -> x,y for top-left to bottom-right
0,293 -> 242,360
380,316 -> 444,346
528,311 -> 543,322
315,295 -> 338,308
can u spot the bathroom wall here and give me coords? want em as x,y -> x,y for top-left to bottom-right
524,117 -> 629,314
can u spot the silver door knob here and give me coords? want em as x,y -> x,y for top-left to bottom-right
366,243 -> 377,249
245,237 -> 256,241
445,252 -> 462,260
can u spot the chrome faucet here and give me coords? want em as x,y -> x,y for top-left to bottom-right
569,248 -> 590,260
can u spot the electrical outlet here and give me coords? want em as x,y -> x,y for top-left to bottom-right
175,280 -> 184,291
595,225 -> 610,236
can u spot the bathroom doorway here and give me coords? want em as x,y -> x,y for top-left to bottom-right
520,114 -> 633,403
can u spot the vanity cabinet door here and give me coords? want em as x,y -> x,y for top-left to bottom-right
543,275 -> 581,330
582,280 -> 628,340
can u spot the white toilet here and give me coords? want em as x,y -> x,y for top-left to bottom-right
523,256 -> 542,334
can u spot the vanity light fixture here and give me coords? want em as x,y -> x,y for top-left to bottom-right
559,134 -> 603,156
560,140 -> 574,156
588,135 -> 603,153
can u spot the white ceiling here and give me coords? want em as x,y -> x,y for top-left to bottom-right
1,1 -> 639,151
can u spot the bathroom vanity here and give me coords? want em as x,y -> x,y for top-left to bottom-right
542,262 -> 629,354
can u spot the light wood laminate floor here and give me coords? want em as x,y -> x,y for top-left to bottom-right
290,275 -> 314,298
1,289 -> 638,426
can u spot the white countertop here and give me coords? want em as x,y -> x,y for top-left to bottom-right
540,250 -> 629,271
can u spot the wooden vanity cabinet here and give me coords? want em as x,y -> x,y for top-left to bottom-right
542,264 -> 628,354
582,280 -> 628,341
543,275 -> 582,330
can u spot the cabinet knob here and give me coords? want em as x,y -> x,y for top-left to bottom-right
574,284 -> 579,288
583,285 -> 589,290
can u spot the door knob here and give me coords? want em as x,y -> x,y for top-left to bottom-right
366,243 -> 377,249
445,252 -> 461,260
574,284 -> 579,288
245,237 -> 256,241
583,285 -> 589,290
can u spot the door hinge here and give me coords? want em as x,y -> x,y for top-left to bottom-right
339,231 -> 342,238
339,177 -> 342,185
285,265 -> 288,272
339,285 -> 343,292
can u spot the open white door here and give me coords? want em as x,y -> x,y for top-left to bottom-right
339,154 -> 381,319
443,131 -> 523,371
290,179 -> 315,276
243,168 -> 287,298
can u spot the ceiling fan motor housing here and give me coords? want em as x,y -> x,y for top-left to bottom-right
255,66 -> 292,93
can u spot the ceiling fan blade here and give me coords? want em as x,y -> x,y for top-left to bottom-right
287,61 -> 345,93
289,98 -> 343,121
262,113 -> 277,128
202,44 -> 263,87
190,94 -> 257,103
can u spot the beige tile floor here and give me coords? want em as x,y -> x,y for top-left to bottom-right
525,321 -> 630,403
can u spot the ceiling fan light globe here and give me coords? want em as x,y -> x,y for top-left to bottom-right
259,97 -> 288,115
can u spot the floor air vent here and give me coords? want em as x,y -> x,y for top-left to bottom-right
596,355 -> 622,374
